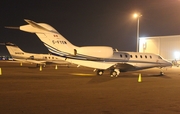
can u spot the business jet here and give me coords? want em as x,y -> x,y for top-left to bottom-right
1,42 -> 69,66
5,19 -> 172,77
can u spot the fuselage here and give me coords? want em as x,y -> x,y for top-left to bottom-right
11,52 -> 67,64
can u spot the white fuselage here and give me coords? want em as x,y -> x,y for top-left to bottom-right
11,52 -> 67,64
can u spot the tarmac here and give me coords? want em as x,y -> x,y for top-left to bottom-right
0,61 -> 180,114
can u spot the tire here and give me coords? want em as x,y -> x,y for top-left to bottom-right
110,70 -> 117,77
97,70 -> 104,76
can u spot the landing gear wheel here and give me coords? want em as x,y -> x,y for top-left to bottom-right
97,70 -> 104,76
160,71 -> 164,76
110,69 -> 120,77
110,71 -> 117,77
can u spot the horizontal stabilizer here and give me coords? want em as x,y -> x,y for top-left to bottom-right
12,19 -> 59,34
24,19 -> 50,32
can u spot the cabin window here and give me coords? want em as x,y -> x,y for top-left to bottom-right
145,55 -> 147,58
49,57 -> 51,59
52,57 -> 54,59
125,55 -> 128,58
150,56 -> 152,59
45,57 -> 47,59
120,54 -> 123,58
135,55 -> 138,58
140,55 -> 142,58
130,55 -> 132,58
64,41 -> 67,44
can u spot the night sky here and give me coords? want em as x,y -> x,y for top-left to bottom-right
1,0 -> 180,55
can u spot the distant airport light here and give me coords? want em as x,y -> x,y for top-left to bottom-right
139,38 -> 147,53
133,13 -> 138,18
174,51 -> 180,60
133,13 -> 142,19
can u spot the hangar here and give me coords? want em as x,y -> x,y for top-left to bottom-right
139,35 -> 180,64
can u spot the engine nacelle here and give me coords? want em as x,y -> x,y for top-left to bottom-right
76,46 -> 114,58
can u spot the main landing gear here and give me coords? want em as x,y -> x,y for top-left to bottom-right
110,69 -> 120,77
97,70 -> 104,76
96,69 -> 120,77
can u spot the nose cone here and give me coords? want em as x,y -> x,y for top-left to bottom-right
164,60 -> 172,67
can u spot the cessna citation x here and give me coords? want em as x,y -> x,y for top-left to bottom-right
6,19 -> 172,77
1,42 -> 69,66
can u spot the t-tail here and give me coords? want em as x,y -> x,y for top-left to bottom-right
4,42 -> 25,58
11,19 -> 114,60
19,19 -> 78,57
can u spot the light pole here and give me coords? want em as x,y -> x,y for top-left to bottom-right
133,13 -> 142,52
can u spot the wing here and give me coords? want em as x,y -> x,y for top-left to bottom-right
65,58 -> 115,69
66,58 -> 153,71
14,59 -> 46,64
112,63 -> 136,72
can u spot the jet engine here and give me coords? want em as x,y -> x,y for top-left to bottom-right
76,46 -> 114,58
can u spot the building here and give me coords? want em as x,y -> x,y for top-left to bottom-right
139,35 -> 180,63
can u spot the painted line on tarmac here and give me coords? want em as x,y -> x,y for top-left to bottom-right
70,73 -> 95,76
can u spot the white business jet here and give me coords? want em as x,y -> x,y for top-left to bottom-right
6,19 -> 172,77
1,42 -> 69,66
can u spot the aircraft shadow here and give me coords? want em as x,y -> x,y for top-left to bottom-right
88,73 -> 171,84
87,75 -> 118,84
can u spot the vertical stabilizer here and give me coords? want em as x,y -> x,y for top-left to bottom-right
5,43 -> 25,58
19,19 -> 78,56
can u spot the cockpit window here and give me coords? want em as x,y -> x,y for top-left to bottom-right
158,56 -> 162,59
